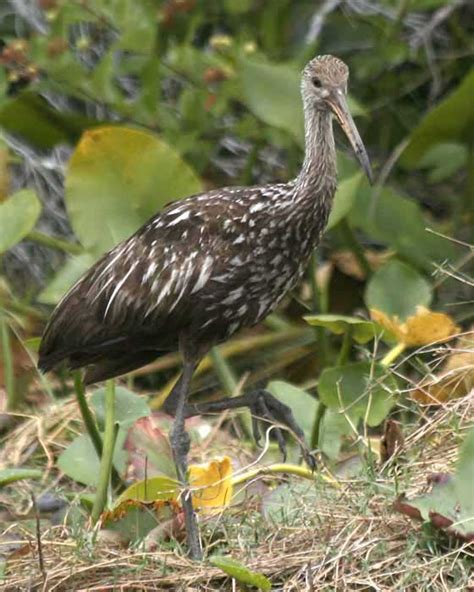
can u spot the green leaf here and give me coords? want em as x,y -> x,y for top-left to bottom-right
401,69 -> 474,167
396,429 -> 474,540
455,427 -> 474,528
304,313 -> 380,344
262,480 -> 319,525
327,171 -> 363,230
0,468 -> 42,487
418,142 -> 468,183
240,57 -> 366,147
101,0 -> 155,52
0,190 -> 41,253
240,57 -> 304,145
318,362 -> 397,427
0,92 -> 97,150
365,260 -> 432,319
37,253 -> 95,304
115,476 -> 178,505
65,126 -> 203,257
268,380 -> 318,441
318,409 -> 353,459
91,386 -> 150,428
349,187 -> 458,270
58,430 -> 127,487
210,556 -> 271,592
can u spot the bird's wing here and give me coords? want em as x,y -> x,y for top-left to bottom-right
38,191 -> 252,371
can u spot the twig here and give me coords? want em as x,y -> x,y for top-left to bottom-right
32,492 -> 46,582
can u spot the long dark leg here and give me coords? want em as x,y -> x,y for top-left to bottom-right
183,389 -> 317,471
168,359 -> 202,560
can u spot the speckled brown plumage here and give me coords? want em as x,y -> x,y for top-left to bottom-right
38,55 -> 372,560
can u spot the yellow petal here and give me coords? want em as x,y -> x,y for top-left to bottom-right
402,306 -> 459,346
412,334 -> 474,404
370,307 -> 459,347
189,456 -> 233,512
370,309 -> 404,342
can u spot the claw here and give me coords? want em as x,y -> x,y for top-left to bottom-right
251,412 -> 262,447
273,426 -> 287,460
302,447 -> 317,472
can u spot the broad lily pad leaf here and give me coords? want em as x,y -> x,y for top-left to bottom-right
327,172 -> 363,230
0,468 -> 42,487
394,428 -> 474,541
0,190 -> 41,253
304,313 -> 380,344
37,253 -> 95,304
365,260 -> 432,319
370,306 -> 459,347
102,498 -> 181,544
0,92 -> 97,150
318,362 -> 397,427
65,126 -> 203,257
240,57 -> 304,145
262,480 -> 320,525
268,380 -> 317,441
349,187 -> 458,270
189,456 -> 233,511
210,556 -> 271,592
318,409 -> 353,459
240,57 -> 364,147
401,69 -> 474,167
115,476 -> 178,506
91,386 -> 150,428
58,431 -> 127,487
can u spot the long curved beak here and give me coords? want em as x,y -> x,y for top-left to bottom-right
329,90 -> 373,184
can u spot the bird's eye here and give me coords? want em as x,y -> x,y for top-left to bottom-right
312,77 -> 322,88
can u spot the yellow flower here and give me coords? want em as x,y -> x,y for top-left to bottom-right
370,306 -> 459,347
189,456 -> 233,511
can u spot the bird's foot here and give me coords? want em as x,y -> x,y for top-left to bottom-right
183,389 -> 317,470
246,389 -> 317,471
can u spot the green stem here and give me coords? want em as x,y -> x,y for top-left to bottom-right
310,402 -> 326,450
232,462 -> 338,487
263,313 -> 293,331
1,318 -> 17,410
337,330 -> 352,367
27,230 -> 83,255
210,347 -> 238,394
210,346 -> 253,439
73,372 -> 123,491
91,380 -> 116,524
74,372 -> 103,459
381,342 -> 406,367
339,220 -> 371,278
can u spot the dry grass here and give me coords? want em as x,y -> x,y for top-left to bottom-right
1,390 -> 473,591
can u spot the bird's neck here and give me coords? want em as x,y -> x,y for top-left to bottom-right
294,108 -> 337,203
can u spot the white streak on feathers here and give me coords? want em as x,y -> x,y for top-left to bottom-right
191,255 -> 214,293
104,264 -> 136,319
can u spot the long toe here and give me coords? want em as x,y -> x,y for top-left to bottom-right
257,390 -> 317,467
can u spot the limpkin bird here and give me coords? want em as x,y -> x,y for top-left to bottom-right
38,55 -> 372,559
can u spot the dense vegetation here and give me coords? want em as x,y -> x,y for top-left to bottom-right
0,1 -> 472,589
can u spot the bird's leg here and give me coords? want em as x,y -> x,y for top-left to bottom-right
168,359 -> 202,560
183,389 -> 317,471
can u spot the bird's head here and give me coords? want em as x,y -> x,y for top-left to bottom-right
302,55 -> 373,184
